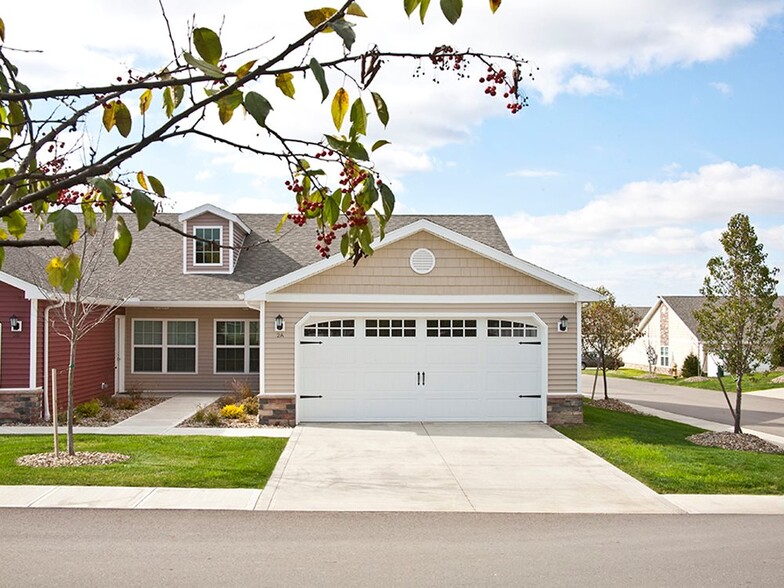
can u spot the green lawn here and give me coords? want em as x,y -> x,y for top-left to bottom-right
555,406 -> 784,494
583,367 -> 784,393
0,435 -> 287,488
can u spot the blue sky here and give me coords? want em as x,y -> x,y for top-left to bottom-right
4,1 -> 784,304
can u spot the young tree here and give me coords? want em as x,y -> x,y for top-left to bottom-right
645,342 -> 658,375
694,213 -> 780,434
582,286 -> 641,400
0,1 -> 524,291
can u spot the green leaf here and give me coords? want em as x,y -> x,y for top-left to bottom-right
81,202 -> 97,236
331,18 -> 356,50
48,208 -> 79,247
102,102 -> 116,132
349,98 -> 367,137
347,140 -> 369,161
304,8 -> 337,30
244,92 -> 273,128
236,60 -> 257,78
183,52 -> 224,79
173,85 -> 185,108
3,209 -> 26,239
371,92 -> 389,127
340,232 -> 350,257
162,88 -> 174,118
139,89 -> 152,115
275,212 -> 289,233
113,216 -> 133,264
325,134 -> 350,155
347,3 -> 368,17
323,194 -> 339,227
147,175 -> 166,197
331,88 -> 349,131
90,177 -> 115,220
0,246 -> 4,269
308,59 -> 329,103
114,101 -> 132,138
420,0 -> 432,23
404,0 -> 421,16
380,183 -> 395,218
340,189 -> 352,212
374,209 -> 386,241
61,253 -> 81,293
275,72 -> 296,99
358,225 -> 374,255
0,137 -> 14,162
193,27 -> 222,66
489,0 -> 501,13
440,0 -> 463,24
217,90 -> 244,124
371,139 -> 390,151
131,189 -> 156,230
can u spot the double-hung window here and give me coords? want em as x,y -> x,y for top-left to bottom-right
133,319 -> 197,373
216,320 -> 260,373
660,346 -> 670,367
194,227 -> 222,265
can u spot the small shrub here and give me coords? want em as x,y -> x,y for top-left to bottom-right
241,396 -> 259,415
221,404 -> 246,419
217,393 -> 240,408
101,396 -> 118,409
99,409 -> 114,421
682,353 -> 701,378
231,378 -> 255,399
115,396 -> 138,410
74,399 -> 102,419
204,410 -> 222,426
192,406 -> 206,423
772,332 -> 784,368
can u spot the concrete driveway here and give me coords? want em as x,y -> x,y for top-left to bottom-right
259,423 -> 679,513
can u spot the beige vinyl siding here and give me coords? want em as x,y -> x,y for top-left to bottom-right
277,232 -> 568,296
233,225 -> 246,268
124,307 -> 260,393
185,212 -> 231,273
264,302 -> 577,396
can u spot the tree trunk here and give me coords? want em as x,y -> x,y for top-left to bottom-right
67,337 -> 77,456
734,375 -> 743,434
602,355 -> 609,400
591,366 -> 599,401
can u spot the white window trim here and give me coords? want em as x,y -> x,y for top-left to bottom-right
131,318 -> 199,374
193,226 -> 223,267
660,346 -> 670,367
214,319 -> 261,375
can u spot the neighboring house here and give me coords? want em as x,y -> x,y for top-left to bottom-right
0,204 -> 602,425
621,295 -> 784,376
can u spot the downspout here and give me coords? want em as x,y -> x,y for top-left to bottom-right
244,298 -> 264,395
43,300 -> 64,421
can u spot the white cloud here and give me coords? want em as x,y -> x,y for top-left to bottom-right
583,182 -> 595,193
564,75 -> 615,96
710,81 -> 733,95
507,169 -> 562,178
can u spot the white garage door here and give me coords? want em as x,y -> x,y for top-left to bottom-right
296,316 -> 546,422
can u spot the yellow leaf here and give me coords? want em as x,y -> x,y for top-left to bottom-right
275,72 -> 296,99
102,102 -> 116,132
489,0 -> 501,13
347,3 -> 367,17
136,171 -> 148,190
139,89 -> 152,115
304,8 -> 337,32
331,88 -> 349,131
236,60 -> 257,78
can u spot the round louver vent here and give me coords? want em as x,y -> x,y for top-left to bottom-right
410,248 -> 436,274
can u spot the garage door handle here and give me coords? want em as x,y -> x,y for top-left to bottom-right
519,341 -> 541,345
422,371 -> 426,386
518,394 -> 541,398
417,372 -> 421,386
299,395 -> 323,399
300,341 -> 323,345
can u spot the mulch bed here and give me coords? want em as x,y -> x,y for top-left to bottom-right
16,451 -> 131,468
687,431 -> 784,454
178,398 -> 264,428
588,398 -> 642,414
681,376 -> 710,383
74,397 -> 169,427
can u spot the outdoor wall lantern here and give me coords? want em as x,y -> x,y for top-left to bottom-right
557,315 -> 568,333
9,314 -> 22,332
274,314 -> 285,332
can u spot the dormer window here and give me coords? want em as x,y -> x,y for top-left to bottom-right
194,227 -> 222,265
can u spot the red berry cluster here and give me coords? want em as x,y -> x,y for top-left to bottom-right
288,213 -> 307,227
478,66 -> 527,114
315,230 -> 337,257
284,179 -> 304,194
339,161 -> 368,194
313,149 -> 335,159
429,45 -> 464,71
346,205 -> 368,228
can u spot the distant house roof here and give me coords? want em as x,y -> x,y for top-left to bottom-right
630,306 -> 650,322
2,213 -> 518,304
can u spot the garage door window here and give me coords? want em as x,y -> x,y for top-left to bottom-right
366,319 -> 416,338
426,319 -> 477,337
487,320 -> 538,338
303,320 -> 355,337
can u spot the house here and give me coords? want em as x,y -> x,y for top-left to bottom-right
0,204 -> 602,425
621,295 -> 784,376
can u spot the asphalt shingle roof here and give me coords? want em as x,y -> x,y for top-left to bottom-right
3,213 -> 512,302
661,295 -> 784,336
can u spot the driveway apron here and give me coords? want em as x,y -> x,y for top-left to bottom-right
263,422 -> 678,513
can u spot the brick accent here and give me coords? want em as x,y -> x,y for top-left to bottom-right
258,394 -> 296,426
547,394 -> 583,425
660,305 -> 670,346
0,388 -> 43,424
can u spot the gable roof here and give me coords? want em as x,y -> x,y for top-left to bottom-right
2,213 -> 529,304
245,219 -> 603,302
177,203 -> 251,234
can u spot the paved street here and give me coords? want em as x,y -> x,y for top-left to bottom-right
1,510 -> 783,587
583,374 -> 784,437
